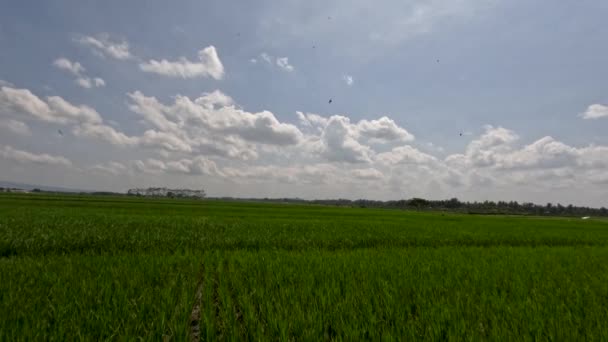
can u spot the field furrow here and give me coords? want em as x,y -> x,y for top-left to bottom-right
189,262 -> 205,342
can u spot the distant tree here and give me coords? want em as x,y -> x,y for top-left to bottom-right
32,188 -> 41,192
445,197 -> 461,209
408,198 -> 430,209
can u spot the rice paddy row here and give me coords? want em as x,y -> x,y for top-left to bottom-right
1,193 -> 607,340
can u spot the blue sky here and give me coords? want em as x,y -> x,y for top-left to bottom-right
1,0 -> 607,206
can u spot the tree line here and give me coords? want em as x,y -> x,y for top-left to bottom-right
211,197 -> 608,217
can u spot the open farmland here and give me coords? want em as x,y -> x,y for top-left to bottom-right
1,193 -> 608,340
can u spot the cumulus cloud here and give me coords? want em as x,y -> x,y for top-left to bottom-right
0,119 -> 31,135
223,164 -> 337,185
255,52 -> 295,72
351,168 -> 384,180
75,33 -> 132,60
132,157 -> 222,176
298,112 -> 413,143
498,136 -> 578,170
53,58 -> 85,76
126,90 -> 303,158
343,75 -> 354,86
0,86 -> 103,124
276,57 -> 294,72
260,52 -> 272,64
90,161 -> 128,175
0,145 -> 72,167
0,85 -> 139,148
297,112 -> 415,163
358,117 -> 415,143
75,77 -> 106,89
463,125 -> 519,167
138,129 -> 192,152
0,80 -> 14,87
438,125 -> 608,195
4,81 -> 608,203
321,115 -> 373,163
580,104 -> 608,120
139,46 -> 225,80
297,112 -> 329,130
53,58 -> 105,89
376,145 -> 436,165
72,123 -> 136,146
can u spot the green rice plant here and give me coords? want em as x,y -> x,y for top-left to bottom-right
1,193 -> 608,340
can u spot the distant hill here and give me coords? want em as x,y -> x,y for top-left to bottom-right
0,181 -> 94,193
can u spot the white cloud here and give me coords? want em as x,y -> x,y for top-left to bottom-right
138,130 -> 192,152
352,168 -> 384,180
4,82 -> 608,205
75,33 -> 132,60
297,112 -> 415,163
53,58 -> 105,89
132,157 -> 222,176
580,104 -> 608,120
75,78 -> 93,89
343,75 -> 354,86
53,58 -> 85,76
75,76 -> 106,89
297,111 -> 329,129
72,123 -> 136,146
260,52 -> 272,64
498,136 -> 578,170
0,85 -> 136,148
255,53 -> 295,72
276,57 -> 294,72
90,161 -> 127,175
139,46 -> 224,80
358,117 -> 415,143
376,145 -> 437,165
438,125 -> 608,196
298,112 -> 413,143
93,78 -> 105,87
0,119 -> 31,135
127,90 -> 303,155
321,115 -> 373,163
0,145 -> 72,167
0,86 -> 103,124
463,125 -> 519,167
223,164 -> 338,185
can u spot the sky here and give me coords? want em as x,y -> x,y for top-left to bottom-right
1,0 -> 607,206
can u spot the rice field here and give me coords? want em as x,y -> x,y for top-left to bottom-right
1,193 -> 608,340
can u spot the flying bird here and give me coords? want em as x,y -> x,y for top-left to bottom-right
58,129 -> 64,136
328,99 -> 333,104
